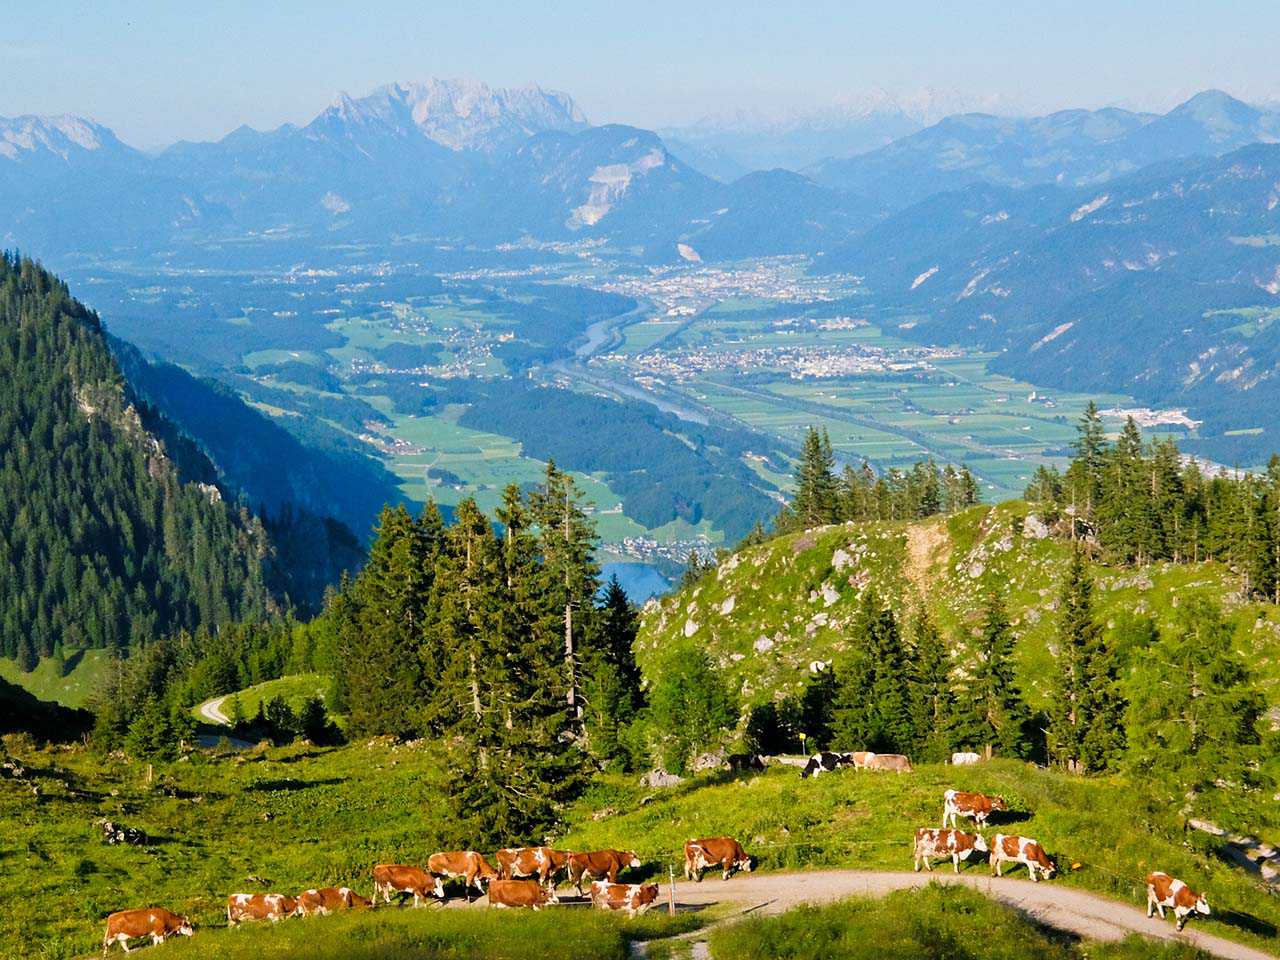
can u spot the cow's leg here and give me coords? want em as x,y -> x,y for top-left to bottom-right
1030,863 -> 1039,882
993,857 -> 1002,877
1175,910 -> 1186,931
913,847 -> 921,872
1147,891 -> 1155,918
1156,902 -> 1166,919
722,857 -> 732,880
952,853 -> 960,874
121,939 -> 131,954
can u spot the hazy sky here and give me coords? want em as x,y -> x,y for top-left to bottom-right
4,0 -> 1279,147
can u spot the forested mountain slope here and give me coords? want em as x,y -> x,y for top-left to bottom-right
0,255 -> 277,665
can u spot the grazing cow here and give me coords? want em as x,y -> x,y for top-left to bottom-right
1147,872 -> 1211,931
866,753 -> 913,773
590,881 -> 660,918
487,878 -> 559,910
684,837 -> 752,882
913,828 -> 989,874
495,846 -> 571,886
567,849 -> 641,895
295,886 -> 371,917
428,850 -> 500,901
727,753 -> 766,773
102,908 -> 193,953
847,751 -> 877,769
227,893 -> 298,926
942,789 -> 1007,828
990,834 -> 1056,881
372,864 -> 437,908
950,751 -> 982,766
800,751 -> 853,778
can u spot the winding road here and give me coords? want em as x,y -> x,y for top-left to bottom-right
197,694 -> 231,726
619,869 -> 1274,960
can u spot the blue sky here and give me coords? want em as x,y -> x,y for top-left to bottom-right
3,0 -> 1278,147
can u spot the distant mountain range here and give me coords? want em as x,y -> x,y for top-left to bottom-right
809,90 -> 1280,211
821,142 -> 1280,462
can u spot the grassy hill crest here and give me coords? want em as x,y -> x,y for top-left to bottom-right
637,501 -> 1280,711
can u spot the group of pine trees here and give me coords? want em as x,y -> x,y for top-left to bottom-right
742,550 -> 1266,820
1028,402 -> 1280,599
776,427 -> 980,534
0,253 -> 273,668
309,463 -> 644,845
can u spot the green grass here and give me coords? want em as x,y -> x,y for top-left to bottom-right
159,902 -> 698,960
2,737 -> 1277,959
637,502 -> 1280,714
707,885 -> 1213,960
0,648 -> 113,708
197,674 -> 332,725
560,761 -> 1280,954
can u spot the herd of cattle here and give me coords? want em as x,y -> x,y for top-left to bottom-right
100,755 -> 1214,953
101,837 -> 751,953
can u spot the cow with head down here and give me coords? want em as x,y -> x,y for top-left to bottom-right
487,878 -> 560,910
990,834 -> 1056,882
295,886 -> 372,917
590,880 -> 660,918
1147,872 -> 1211,931
913,827 -> 989,874
102,908 -> 193,953
495,846 -> 571,887
428,850 -> 500,902
227,892 -> 297,926
684,837 -> 751,881
372,863 -> 436,908
567,849 -> 641,895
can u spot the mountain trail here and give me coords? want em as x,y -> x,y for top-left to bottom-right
904,519 -> 951,596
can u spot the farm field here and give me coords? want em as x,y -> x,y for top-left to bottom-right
2,740 -> 1276,958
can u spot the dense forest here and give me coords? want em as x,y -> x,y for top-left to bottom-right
1026,402 -> 1280,600
0,254 -> 277,667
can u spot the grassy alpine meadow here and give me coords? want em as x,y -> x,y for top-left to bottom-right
559,760 -> 1280,954
3,738 -> 1278,957
703,885 -> 1214,960
158,903 -> 699,960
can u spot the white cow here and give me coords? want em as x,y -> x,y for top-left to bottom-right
950,751 -> 981,765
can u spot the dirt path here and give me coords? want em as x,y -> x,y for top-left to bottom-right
629,869 -> 1275,960
197,695 -> 230,725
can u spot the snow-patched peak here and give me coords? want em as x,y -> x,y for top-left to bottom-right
0,114 -> 122,161
314,78 -> 588,152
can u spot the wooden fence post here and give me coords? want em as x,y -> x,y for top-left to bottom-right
668,864 -> 676,915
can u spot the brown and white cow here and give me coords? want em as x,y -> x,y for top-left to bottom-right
990,834 -> 1056,881
590,881 -> 660,918
866,753 -> 913,773
102,908 -> 193,953
487,878 -> 560,910
567,849 -> 641,895
942,789 -> 1007,829
372,863 -> 437,907
913,827 -> 989,874
428,850 -> 500,901
495,846 -> 571,886
295,886 -> 372,917
1147,872 -> 1211,931
227,893 -> 298,926
684,837 -> 752,882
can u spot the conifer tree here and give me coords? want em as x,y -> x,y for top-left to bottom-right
1047,550 -> 1126,772
791,426 -> 839,530
1125,597 -> 1265,820
647,646 -> 736,774
907,610 -> 956,762
832,590 -> 914,753
953,591 -> 1029,758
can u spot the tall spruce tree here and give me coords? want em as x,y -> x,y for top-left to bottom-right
1125,596 -> 1265,822
907,610 -> 956,762
791,426 -> 839,530
831,590 -> 915,753
1047,550 -> 1126,772
954,591 -> 1029,758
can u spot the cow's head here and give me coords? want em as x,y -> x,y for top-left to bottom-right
800,759 -> 816,779
972,834 -> 990,854
625,851 -> 641,869
1042,856 -> 1058,879
540,886 -> 561,906
177,918 -> 195,937
351,892 -> 372,910
739,854 -> 754,872
1195,894 -> 1211,917
479,860 -> 500,882
992,796 -> 1008,811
